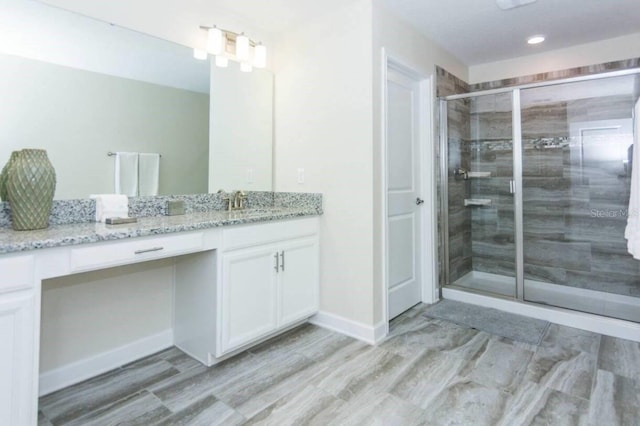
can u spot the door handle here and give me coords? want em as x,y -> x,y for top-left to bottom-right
274,252 -> 280,273
416,197 -> 425,205
280,250 -> 285,271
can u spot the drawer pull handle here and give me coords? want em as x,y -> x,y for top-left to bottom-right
134,247 -> 164,255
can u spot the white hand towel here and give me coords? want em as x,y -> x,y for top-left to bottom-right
90,194 -> 129,222
138,153 -> 160,196
625,98 -> 640,259
115,152 -> 139,196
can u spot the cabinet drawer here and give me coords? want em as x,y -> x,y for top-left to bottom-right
0,255 -> 34,294
70,232 -> 205,272
223,217 -> 318,251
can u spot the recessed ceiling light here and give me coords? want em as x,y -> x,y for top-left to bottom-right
527,35 -> 545,45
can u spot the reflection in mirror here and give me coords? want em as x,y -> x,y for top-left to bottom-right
0,0 -> 273,200
209,61 -> 273,192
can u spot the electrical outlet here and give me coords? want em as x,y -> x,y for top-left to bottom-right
297,168 -> 305,184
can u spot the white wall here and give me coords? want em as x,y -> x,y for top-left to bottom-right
274,0 -> 376,325
39,0 -> 276,71
469,32 -> 640,84
40,259 -> 174,372
371,1 -> 468,323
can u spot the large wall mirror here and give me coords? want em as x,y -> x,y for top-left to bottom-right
0,1 -> 273,200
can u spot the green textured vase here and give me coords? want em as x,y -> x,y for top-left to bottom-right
0,151 -> 20,202
6,149 -> 57,231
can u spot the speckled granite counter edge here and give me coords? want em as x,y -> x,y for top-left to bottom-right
0,207 -> 322,255
0,191 -> 322,227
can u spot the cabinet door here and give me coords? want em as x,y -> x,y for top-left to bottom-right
0,291 -> 36,426
219,245 -> 278,354
278,237 -> 319,326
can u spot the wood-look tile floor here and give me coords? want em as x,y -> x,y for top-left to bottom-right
39,303 -> 640,425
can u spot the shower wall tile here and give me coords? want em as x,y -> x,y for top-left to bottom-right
564,215 -> 627,244
565,271 -> 640,297
472,257 -> 515,278
438,66 -> 473,284
469,57 -> 640,91
521,103 -> 568,139
568,95 -> 635,122
522,208 -> 565,241
522,149 -> 564,177
470,110 -> 512,140
472,239 -> 516,262
590,243 -> 640,277
524,240 -> 592,272
523,264 -> 567,285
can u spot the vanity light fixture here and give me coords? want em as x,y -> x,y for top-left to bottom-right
527,35 -> 545,45
193,26 -> 267,72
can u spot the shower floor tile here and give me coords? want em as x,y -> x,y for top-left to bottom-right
39,303 -> 639,425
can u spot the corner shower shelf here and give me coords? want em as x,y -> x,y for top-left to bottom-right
464,198 -> 492,207
467,171 -> 491,178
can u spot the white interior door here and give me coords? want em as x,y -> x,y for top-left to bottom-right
386,66 -> 423,319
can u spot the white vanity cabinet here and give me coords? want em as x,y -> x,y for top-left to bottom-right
0,255 -> 36,426
0,211 -> 320,425
217,217 -> 319,355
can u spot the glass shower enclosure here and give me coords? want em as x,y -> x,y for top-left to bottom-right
440,70 -> 640,323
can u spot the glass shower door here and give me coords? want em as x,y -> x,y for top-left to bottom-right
520,75 -> 640,322
445,92 -> 517,297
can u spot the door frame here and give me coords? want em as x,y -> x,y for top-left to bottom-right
380,49 -> 437,330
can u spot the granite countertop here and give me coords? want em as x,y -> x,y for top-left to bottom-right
0,207 -> 320,255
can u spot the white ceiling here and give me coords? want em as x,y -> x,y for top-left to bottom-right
379,0 -> 640,65
40,0 -> 640,66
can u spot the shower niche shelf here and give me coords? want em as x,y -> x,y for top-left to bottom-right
464,198 -> 492,207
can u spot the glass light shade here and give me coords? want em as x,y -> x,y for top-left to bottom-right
240,62 -> 252,73
236,34 -> 250,61
215,55 -> 229,68
253,43 -> 267,68
207,27 -> 224,54
193,48 -> 208,60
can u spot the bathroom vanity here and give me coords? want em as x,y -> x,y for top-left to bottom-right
0,205 -> 320,425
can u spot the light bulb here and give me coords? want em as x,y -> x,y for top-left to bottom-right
207,27 -> 224,55
193,48 -> 207,60
240,62 -> 252,72
236,33 -> 250,61
215,55 -> 229,68
253,43 -> 267,68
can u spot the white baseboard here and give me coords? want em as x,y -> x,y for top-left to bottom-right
39,329 -> 174,397
309,311 -> 387,345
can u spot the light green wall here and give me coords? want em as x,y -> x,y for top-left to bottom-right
0,53 -> 209,199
